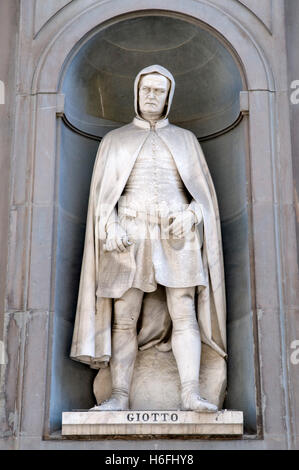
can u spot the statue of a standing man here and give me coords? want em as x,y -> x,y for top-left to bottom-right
70,65 -> 227,412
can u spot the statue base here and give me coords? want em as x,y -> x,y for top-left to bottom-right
62,410 -> 243,437
94,344 -> 227,411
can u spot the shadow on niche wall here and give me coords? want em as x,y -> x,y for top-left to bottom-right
50,125 -> 98,432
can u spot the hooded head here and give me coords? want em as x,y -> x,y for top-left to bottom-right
134,65 -> 175,121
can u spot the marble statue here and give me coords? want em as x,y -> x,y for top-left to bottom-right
70,65 -> 227,413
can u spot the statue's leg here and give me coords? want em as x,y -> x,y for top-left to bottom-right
165,287 -> 217,413
93,288 -> 144,411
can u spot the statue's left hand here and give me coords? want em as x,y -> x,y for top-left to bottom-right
167,210 -> 197,239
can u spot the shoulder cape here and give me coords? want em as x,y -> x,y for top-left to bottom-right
70,121 -> 227,369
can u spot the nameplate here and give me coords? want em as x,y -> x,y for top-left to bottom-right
126,411 -> 179,423
62,410 -> 243,436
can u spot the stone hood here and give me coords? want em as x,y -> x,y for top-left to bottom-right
134,64 -> 176,120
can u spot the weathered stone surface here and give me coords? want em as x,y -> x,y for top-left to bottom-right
252,202 -> 279,310
62,410 -> 243,436
237,0 -> 272,31
28,205 -> 54,310
7,206 -> 28,310
0,0 -> 18,337
257,307 -> 288,447
12,95 -> 32,206
1,313 -> 25,437
34,0 -> 73,36
32,94 -> 57,205
20,312 -> 49,437
248,91 -> 273,203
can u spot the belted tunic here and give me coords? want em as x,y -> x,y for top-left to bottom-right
70,65 -> 227,370
113,126 -> 207,294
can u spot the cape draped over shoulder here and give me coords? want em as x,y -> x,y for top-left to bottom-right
70,65 -> 227,369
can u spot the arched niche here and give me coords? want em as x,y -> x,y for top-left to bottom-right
61,15 -> 243,138
49,12 -> 258,435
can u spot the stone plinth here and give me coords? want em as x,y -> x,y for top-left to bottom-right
94,345 -> 227,412
62,410 -> 243,437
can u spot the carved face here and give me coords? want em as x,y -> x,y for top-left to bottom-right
138,73 -> 170,119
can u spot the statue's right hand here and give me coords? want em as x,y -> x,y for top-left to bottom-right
103,223 -> 132,253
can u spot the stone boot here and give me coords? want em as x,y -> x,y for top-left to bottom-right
181,380 -> 218,413
90,389 -> 129,411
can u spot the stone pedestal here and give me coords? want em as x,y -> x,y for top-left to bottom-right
94,344 -> 227,411
62,410 -> 243,437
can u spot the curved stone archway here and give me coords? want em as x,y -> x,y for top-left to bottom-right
32,0 -> 273,93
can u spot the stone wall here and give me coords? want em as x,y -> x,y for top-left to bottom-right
284,0 -> 299,448
0,0 -> 298,450
0,1 -> 18,341
285,0 -> 299,263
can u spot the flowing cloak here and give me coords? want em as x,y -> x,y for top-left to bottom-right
70,65 -> 227,369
